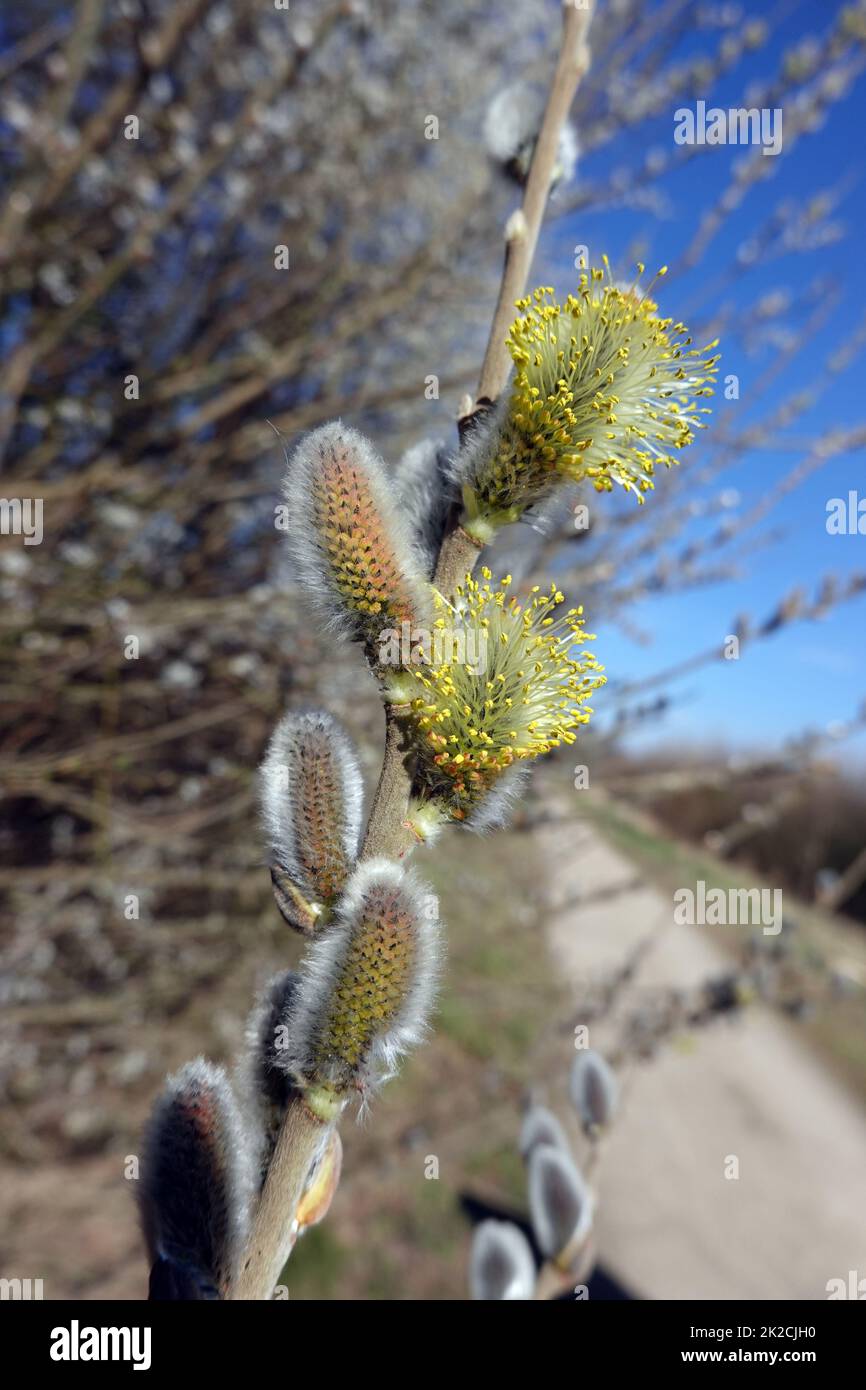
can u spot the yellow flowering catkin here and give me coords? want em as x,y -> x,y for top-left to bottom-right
458,262 -> 720,539
282,861 -> 441,1104
405,569 -> 605,821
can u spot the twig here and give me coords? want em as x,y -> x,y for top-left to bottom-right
471,0 -> 593,413
229,1097 -> 333,1301
432,525 -> 486,602
428,1 -> 593,603
359,705 -> 420,861
534,1236 -> 595,1301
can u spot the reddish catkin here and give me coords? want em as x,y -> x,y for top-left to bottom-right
284,421 -> 431,660
260,710 -> 364,932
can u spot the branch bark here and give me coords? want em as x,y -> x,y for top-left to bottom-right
229,1097 -> 332,1301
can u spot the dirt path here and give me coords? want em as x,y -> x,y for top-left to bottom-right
540,809 -> 866,1301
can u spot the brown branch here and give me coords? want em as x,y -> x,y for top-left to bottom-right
432,525 -> 485,601
359,705 -> 420,862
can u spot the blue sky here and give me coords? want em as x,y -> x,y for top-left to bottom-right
539,0 -> 866,756
2,3 -> 862,758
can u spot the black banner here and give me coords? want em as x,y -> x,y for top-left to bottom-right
2,1298 -> 860,1376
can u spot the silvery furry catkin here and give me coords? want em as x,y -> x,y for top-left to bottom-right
482,80 -> 579,188
238,970 -> 302,1186
140,1060 -> 253,1300
519,1103 -> 571,1161
277,858 -> 442,1105
528,1142 -> 594,1266
283,420 -> 432,664
570,1049 -> 619,1135
394,436 -> 454,577
260,709 -> 364,932
470,1220 -> 537,1301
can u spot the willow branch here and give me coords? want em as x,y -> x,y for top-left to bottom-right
234,0 -> 595,1302
357,0 -> 594,868
359,705 -> 420,862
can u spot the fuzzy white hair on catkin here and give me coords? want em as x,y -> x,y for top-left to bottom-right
140,1058 -> 255,1287
236,971 -> 301,1182
482,81 -> 579,188
483,81 -> 543,164
470,1220 -> 537,1301
445,399 -> 507,495
522,479 -> 584,536
555,119 -> 580,186
519,1104 -> 571,1162
448,401 -> 579,538
569,1048 -> 619,1132
279,858 -> 444,1106
528,1142 -> 594,1260
283,419 -> 430,639
394,436 -> 453,577
466,763 -> 531,833
259,708 -> 364,889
